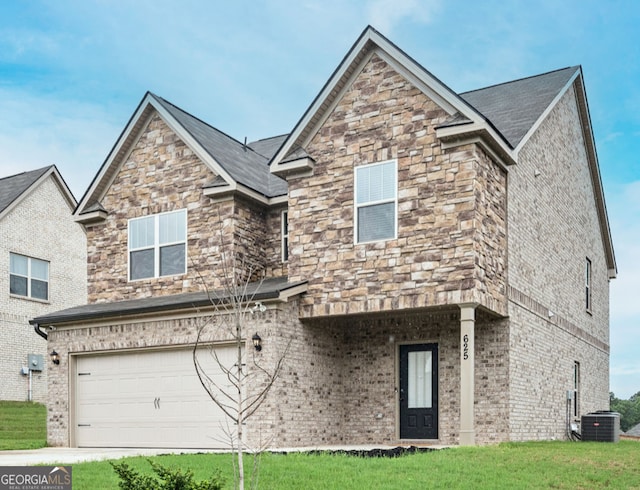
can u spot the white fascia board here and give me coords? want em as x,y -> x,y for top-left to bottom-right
0,167 -> 54,221
278,282 -> 308,302
74,209 -> 108,225
271,157 -> 315,178
514,69 -> 580,155
49,166 -> 78,210
439,135 -> 513,171
74,97 -> 155,217
270,31 -> 377,166
151,100 -> 236,186
75,95 -> 237,217
436,124 -> 516,167
271,27 -> 503,167
372,44 -> 461,117
204,181 -> 287,207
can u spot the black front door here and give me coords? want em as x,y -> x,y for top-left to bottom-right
399,343 -> 438,439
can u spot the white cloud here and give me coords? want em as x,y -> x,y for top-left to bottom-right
0,88 -> 123,199
366,0 -> 440,35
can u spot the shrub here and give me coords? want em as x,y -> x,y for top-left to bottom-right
110,459 -> 225,490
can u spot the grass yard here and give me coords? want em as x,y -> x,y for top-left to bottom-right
67,441 -> 640,489
0,401 -> 47,450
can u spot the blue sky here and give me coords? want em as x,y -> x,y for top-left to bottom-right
1,1 -> 638,398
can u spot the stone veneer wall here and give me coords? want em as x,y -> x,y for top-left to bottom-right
506,84 -> 611,438
0,176 -> 86,402
287,53 -> 507,318
86,114 -> 282,302
263,205 -> 288,279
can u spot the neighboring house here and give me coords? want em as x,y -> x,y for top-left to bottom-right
625,422 -> 640,437
33,27 -> 615,449
1,166 -> 87,402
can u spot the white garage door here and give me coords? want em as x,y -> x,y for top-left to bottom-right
75,345 -> 239,448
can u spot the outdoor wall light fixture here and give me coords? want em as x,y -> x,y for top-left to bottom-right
252,333 -> 262,352
50,350 -> 60,365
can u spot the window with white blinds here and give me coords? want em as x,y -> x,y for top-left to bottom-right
354,160 -> 397,243
128,209 -> 187,280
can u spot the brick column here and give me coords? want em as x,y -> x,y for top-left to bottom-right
459,303 -> 478,445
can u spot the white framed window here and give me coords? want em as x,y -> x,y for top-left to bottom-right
10,253 -> 49,301
128,209 -> 187,281
281,210 -> 289,262
585,258 -> 592,312
354,160 -> 397,243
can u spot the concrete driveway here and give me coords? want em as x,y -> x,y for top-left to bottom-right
0,444 -> 449,466
0,447 -> 216,466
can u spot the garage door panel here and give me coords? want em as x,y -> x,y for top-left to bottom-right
76,346 -> 239,449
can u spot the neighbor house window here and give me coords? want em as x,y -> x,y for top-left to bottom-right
585,258 -> 592,312
129,209 -> 187,280
573,361 -> 580,417
281,210 -> 289,262
10,253 -> 49,301
354,160 -> 397,243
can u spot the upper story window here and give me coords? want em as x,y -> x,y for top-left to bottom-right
10,253 -> 49,301
354,160 -> 397,244
281,210 -> 289,262
585,258 -> 592,312
128,209 -> 187,281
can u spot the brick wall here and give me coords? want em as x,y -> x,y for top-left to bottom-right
0,176 -> 86,402
46,300 -> 510,447
286,53 -> 507,318
254,306 -> 510,447
506,84 -> 611,437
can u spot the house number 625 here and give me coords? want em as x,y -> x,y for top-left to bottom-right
463,334 -> 469,360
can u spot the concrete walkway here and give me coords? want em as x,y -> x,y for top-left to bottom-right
0,448 -> 214,466
0,444 -> 450,466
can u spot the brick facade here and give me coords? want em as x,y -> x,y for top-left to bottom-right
42,36 -> 613,449
0,176 -> 86,402
46,301 -> 509,447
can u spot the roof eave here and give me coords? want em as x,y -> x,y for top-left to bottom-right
436,123 -> 516,168
572,72 -> 617,277
0,166 -> 77,222
271,156 -> 316,179
74,93 -> 240,217
75,209 -> 109,225
30,280 -> 308,326
270,26 -> 489,169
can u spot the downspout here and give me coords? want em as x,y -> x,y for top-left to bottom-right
31,322 -> 47,402
33,322 -> 48,340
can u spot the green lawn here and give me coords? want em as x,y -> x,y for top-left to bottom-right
1,404 -> 638,489
0,401 -> 47,450
67,441 -> 640,489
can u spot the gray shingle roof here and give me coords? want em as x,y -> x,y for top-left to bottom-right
31,277 -> 305,325
150,94 -> 288,198
460,67 -> 579,148
0,166 -> 53,216
248,134 -> 288,160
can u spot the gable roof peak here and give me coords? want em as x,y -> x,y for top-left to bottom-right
0,165 -> 76,220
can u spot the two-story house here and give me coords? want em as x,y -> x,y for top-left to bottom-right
33,27 -> 615,448
1,165 -> 86,403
